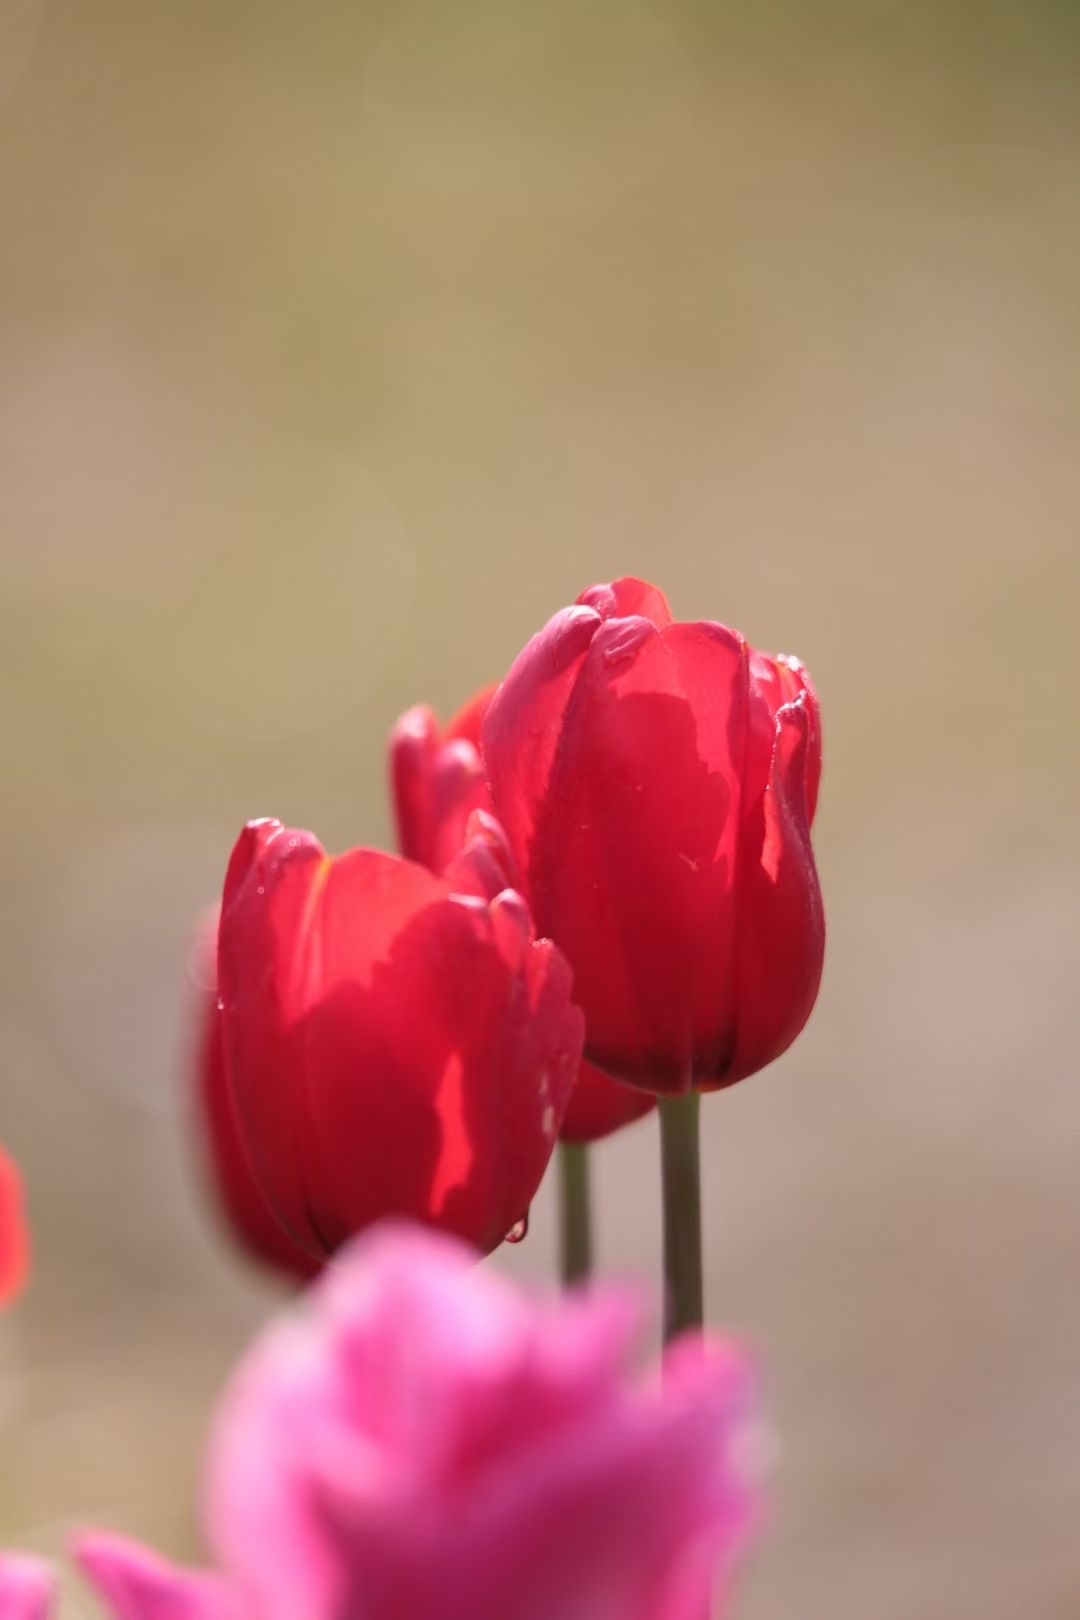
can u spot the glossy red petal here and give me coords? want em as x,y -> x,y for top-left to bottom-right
750,651 -> 822,825
390,705 -> 441,870
299,870 -> 579,1253
220,828 -> 581,1258
193,916 -> 321,1282
442,810 -> 519,901
718,697 -> 825,1086
577,577 -> 674,629
447,918 -> 584,1249
431,744 -> 490,874
559,1060 -> 656,1143
512,615 -> 751,1091
390,708 -> 490,875
218,821 -> 335,1257
481,605 -> 602,872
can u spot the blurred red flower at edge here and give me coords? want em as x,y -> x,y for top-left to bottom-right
0,1145 -> 29,1305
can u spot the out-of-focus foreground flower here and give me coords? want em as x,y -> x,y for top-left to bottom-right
391,694 -> 655,1144
217,816 -> 583,1260
0,1554 -> 52,1620
67,1224 -> 759,1620
0,1146 -> 29,1305
484,576 -> 824,1094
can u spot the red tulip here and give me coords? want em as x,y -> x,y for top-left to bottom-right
390,693 -> 655,1143
483,576 -> 824,1095
191,915 -> 321,1283
390,685 -> 496,877
0,1146 -> 28,1304
217,816 -> 584,1259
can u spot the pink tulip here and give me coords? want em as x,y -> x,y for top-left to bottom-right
68,1226 -> 760,1620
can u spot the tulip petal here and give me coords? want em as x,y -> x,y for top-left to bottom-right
578,576 -> 673,629
518,614 -> 751,1089
750,651 -> 822,825
720,696 -> 825,1086
0,1554 -> 53,1620
559,1059 -> 656,1142
220,830 -> 581,1258
75,1535 -> 237,1620
481,605 -> 603,873
442,810 -> 518,901
208,1226 -> 758,1620
218,821 -> 333,1259
392,698 -> 496,874
389,705 -> 441,870
193,913 -> 321,1282
207,1228 -> 645,1620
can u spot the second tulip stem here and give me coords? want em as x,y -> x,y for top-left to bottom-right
558,1141 -> 593,1285
658,1091 -> 703,1341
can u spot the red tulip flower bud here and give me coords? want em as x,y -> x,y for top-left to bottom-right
390,692 -> 655,1143
191,914 -> 322,1283
483,577 -> 824,1095
390,684 -> 496,876
217,817 -> 584,1259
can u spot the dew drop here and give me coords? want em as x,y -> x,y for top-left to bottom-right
505,1212 -> 529,1244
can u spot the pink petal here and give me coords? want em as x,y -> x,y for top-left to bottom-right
0,1555 -> 53,1620
74,1535 -> 239,1620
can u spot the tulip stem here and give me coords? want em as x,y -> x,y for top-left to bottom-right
557,1141 -> 593,1286
658,1092 -> 703,1340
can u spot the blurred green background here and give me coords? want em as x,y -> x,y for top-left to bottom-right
2,1 -> 1079,1615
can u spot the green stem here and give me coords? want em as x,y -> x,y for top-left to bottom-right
658,1091 -> 704,1340
557,1141 -> 593,1286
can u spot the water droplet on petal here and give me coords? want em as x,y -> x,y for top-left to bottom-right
505,1212 -> 529,1244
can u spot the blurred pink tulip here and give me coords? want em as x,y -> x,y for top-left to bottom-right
67,1225 -> 760,1620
